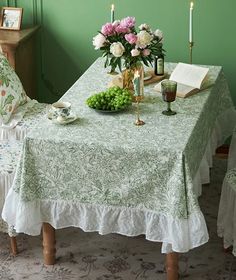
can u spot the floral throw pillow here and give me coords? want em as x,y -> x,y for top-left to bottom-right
0,52 -> 27,124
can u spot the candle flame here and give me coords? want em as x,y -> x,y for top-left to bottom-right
190,2 -> 194,9
134,70 -> 140,78
111,4 -> 115,11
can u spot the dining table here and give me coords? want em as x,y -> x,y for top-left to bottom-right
2,58 -> 236,280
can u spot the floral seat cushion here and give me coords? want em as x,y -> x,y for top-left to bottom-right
0,140 -> 22,234
0,52 -> 27,124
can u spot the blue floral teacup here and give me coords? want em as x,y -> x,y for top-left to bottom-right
51,102 -> 71,119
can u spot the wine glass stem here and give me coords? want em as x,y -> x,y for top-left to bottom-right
167,102 -> 171,111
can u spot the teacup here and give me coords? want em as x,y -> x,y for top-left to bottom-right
51,102 -> 71,119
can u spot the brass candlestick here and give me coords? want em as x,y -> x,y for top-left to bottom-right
189,41 -> 194,64
134,96 -> 145,126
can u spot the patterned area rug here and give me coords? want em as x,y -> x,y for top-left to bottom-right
1,158 -> 236,280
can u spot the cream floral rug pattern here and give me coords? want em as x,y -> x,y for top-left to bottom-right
0,158 -> 236,280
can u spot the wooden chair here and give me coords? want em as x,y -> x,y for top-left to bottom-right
0,140 -> 22,255
218,129 -> 236,256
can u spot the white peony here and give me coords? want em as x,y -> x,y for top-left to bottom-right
110,42 -> 125,57
112,20 -> 120,27
136,30 -> 153,48
131,49 -> 140,57
138,23 -> 150,31
92,33 -> 106,50
154,29 -> 163,40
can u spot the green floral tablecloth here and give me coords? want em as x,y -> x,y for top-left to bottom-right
2,58 -> 236,253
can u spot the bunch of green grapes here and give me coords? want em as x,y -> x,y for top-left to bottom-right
86,86 -> 132,111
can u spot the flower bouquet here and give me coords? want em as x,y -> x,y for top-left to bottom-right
93,17 -> 164,70
92,16 -> 164,91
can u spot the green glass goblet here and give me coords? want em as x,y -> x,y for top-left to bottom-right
161,80 -> 177,116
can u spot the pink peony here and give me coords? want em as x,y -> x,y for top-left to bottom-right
142,49 -> 151,56
101,23 -> 114,36
120,17 -> 135,28
115,25 -> 130,34
125,33 -> 137,44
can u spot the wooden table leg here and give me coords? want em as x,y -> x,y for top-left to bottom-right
166,252 -> 179,280
10,237 -> 17,256
42,223 -> 56,265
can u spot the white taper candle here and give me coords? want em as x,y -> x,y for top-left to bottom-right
111,4 -> 115,23
189,2 -> 194,42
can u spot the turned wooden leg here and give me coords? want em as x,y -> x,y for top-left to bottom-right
42,223 -> 56,265
10,237 -> 17,256
166,252 -> 179,280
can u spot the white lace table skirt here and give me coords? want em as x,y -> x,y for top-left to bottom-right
0,140 -> 22,236
217,127 -> 236,256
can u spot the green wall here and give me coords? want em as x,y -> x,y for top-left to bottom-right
1,0 -> 236,105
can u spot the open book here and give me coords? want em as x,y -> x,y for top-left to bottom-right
154,63 -> 209,98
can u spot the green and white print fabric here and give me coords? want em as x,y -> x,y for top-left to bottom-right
2,59 -> 236,253
0,52 -> 27,124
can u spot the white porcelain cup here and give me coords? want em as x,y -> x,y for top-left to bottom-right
51,102 -> 71,118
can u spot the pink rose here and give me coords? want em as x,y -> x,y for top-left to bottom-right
101,23 -> 114,36
131,49 -> 140,57
120,17 -> 136,28
125,33 -> 137,44
142,49 -> 151,56
1,90 -> 6,96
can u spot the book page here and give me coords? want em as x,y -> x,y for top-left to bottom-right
169,63 -> 209,89
176,83 -> 197,98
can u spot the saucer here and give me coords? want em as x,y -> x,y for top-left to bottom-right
49,113 -> 78,125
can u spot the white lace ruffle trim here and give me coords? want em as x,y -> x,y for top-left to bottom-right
192,107 -> 236,197
0,173 -> 16,235
3,190 -> 208,253
217,177 -> 236,257
2,107 -> 236,253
